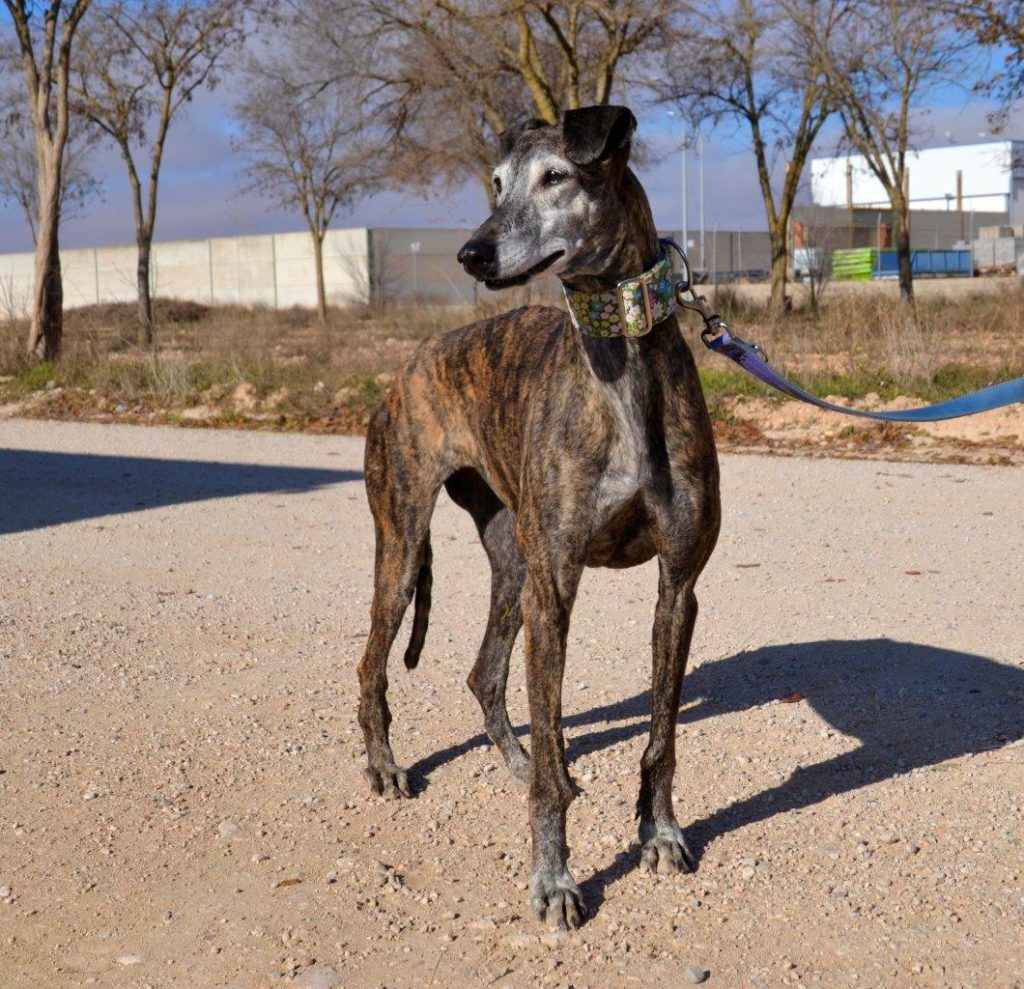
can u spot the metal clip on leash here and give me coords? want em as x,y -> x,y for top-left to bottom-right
660,237 -> 766,358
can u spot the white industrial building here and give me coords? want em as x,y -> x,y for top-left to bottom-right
811,141 -> 1024,222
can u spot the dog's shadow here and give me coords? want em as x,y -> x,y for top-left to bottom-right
408,638 -> 1024,915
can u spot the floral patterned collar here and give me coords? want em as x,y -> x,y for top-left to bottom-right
563,253 -> 677,338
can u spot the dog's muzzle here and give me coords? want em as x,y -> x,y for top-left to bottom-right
457,239 -> 497,280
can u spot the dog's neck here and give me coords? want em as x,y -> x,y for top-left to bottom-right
560,168 -> 675,341
560,168 -> 663,294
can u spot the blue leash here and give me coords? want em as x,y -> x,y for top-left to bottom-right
663,239 -> 1024,423
701,328 -> 1024,422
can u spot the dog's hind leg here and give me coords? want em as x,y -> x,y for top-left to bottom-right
444,470 -> 529,784
359,414 -> 441,800
358,521 -> 435,798
636,559 -> 700,874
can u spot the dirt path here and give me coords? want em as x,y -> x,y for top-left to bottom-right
1,420 -> 1021,989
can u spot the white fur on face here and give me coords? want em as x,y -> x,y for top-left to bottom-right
486,148 -> 594,280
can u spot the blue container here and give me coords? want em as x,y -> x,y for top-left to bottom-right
873,249 -> 971,278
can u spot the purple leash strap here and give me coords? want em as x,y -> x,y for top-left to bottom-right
661,238 -> 1024,424
701,327 -> 1024,423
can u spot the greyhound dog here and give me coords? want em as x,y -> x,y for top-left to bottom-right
358,105 -> 720,929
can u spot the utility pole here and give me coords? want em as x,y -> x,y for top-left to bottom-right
846,160 -> 854,249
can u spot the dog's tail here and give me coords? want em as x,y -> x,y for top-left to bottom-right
403,537 -> 433,669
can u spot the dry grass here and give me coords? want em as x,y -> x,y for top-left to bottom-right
0,281 -> 1021,433
695,280 -> 1023,400
0,299 -> 483,429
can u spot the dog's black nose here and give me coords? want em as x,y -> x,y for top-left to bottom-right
457,239 -> 496,276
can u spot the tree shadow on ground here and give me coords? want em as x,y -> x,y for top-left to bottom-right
0,449 -> 360,535
406,638 -> 1023,915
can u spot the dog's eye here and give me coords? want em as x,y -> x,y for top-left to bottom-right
543,169 -> 567,187
493,175 -> 502,194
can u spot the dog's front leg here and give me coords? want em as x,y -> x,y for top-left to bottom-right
522,563 -> 586,929
637,559 -> 699,875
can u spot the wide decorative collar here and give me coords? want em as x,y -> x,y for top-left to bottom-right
563,253 -> 676,338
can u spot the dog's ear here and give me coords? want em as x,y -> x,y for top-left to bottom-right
562,105 -> 636,166
497,117 -> 548,158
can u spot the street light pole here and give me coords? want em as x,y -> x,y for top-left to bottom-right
698,130 -> 705,271
682,123 -> 688,252
667,109 -> 688,251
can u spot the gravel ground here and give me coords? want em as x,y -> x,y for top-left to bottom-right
1,419 -> 1022,989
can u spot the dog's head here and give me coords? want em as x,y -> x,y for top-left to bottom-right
457,105 -> 638,289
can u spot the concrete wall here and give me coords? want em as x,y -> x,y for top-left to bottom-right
0,224 -> 795,319
0,227 -> 371,318
3,205 -> 1015,321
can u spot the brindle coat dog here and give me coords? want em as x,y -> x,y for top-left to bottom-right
358,105 -> 720,929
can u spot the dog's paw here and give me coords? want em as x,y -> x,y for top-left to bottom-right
640,826 -> 695,875
363,765 -> 411,800
529,870 -> 585,930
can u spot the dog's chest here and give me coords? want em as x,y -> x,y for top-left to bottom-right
594,376 -> 652,518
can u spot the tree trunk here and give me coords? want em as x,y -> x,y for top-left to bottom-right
892,193 -> 914,304
9,0 -> 93,361
26,159 -> 64,360
137,236 -> 154,345
768,221 -> 789,317
312,231 -> 327,323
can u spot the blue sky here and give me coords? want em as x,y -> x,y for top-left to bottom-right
0,66 -> 1020,255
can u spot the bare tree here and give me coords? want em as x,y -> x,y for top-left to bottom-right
233,26 -> 383,322
663,0 -> 843,317
791,205 -> 848,314
947,0 -> 1023,126
71,0 -> 244,344
309,0 -> 676,200
2,0 -> 93,359
813,0 -> 976,303
0,93 -> 100,241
